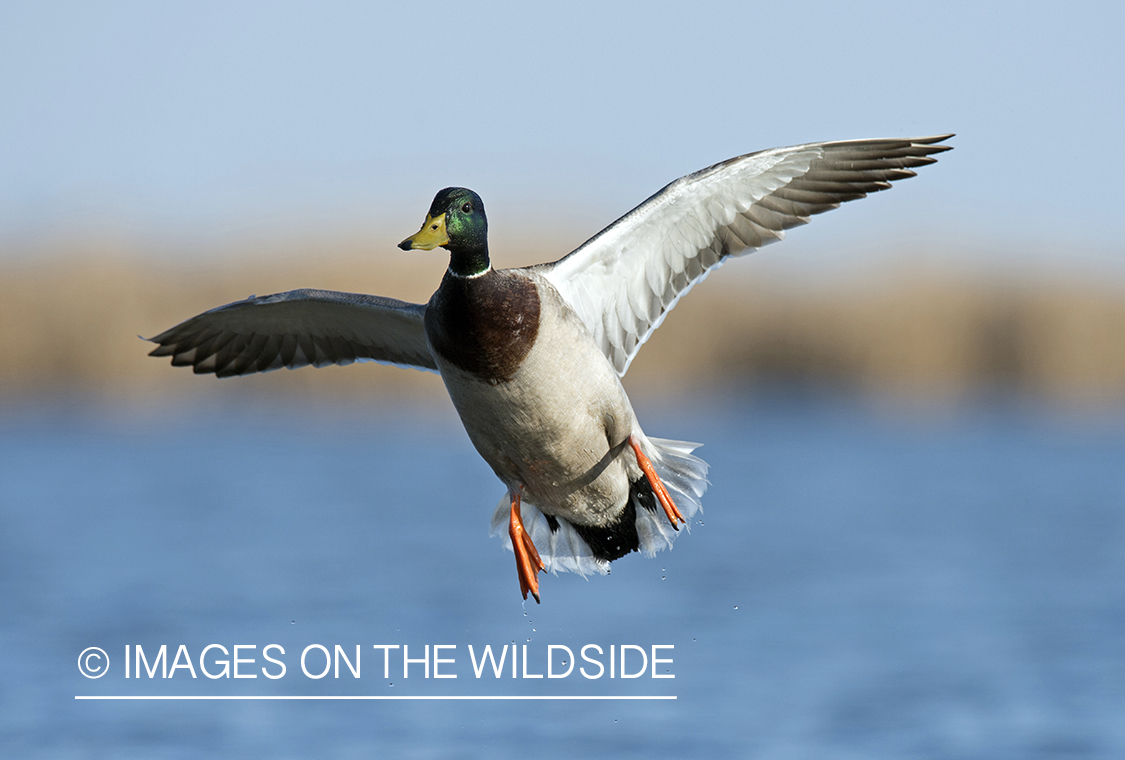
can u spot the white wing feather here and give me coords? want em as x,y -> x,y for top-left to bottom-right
541,135 -> 953,375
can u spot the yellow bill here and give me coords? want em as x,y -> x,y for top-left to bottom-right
398,213 -> 449,251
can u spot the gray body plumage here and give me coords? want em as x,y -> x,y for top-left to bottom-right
431,270 -> 642,528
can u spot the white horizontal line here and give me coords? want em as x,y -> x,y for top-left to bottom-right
75,695 -> 676,701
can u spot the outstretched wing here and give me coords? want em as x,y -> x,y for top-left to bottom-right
541,135 -> 953,375
147,288 -> 437,376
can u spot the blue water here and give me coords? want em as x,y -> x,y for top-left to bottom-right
2,393 -> 1124,758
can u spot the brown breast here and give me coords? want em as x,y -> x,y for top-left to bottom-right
424,269 -> 541,384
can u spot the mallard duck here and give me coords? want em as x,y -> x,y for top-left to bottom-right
149,135 -> 952,602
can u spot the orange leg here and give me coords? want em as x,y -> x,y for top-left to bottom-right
508,488 -> 544,603
629,436 -> 685,530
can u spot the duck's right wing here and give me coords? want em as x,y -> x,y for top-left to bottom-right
147,288 -> 437,376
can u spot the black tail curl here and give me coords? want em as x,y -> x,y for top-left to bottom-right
570,477 -> 657,562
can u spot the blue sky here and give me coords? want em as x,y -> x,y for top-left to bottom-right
1,1 -> 1122,270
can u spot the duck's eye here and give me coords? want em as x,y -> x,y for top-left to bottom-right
461,202 -> 472,213
430,223 -> 439,230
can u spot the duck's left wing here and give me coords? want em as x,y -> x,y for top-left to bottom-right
540,135 -> 952,375
147,288 -> 437,376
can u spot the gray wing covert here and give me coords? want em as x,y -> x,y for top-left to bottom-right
147,288 -> 437,376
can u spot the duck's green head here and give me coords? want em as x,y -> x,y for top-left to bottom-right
398,187 -> 489,276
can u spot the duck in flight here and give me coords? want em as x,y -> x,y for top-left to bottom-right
149,135 -> 952,602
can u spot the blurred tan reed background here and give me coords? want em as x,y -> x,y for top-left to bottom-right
2,233 -> 1124,409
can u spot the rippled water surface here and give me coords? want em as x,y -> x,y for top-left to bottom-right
2,394 -> 1124,758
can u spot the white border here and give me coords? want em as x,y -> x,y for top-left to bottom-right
76,695 -> 675,700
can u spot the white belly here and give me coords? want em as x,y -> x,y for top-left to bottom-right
434,299 -> 640,527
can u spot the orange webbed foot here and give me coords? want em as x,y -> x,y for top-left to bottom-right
629,436 -> 685,530
508,489 -> 544,603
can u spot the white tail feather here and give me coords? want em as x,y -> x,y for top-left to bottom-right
489,437 -> 709,576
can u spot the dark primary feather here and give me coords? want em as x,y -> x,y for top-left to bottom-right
147,289 -> 436,376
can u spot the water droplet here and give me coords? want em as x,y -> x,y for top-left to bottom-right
290,620 -> 295,625
733,605 -> 739,610
389,682 -> 394,687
